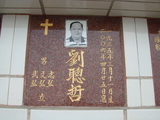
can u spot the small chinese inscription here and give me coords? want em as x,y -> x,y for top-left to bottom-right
29,57 -> 55,102
99,30 -> 114,104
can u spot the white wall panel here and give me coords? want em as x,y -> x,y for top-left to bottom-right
135,18 -> 152,76
113,2 -> 160,11
0,0 -> 40,7
0,9 -> 42,15
0,15 -> 15,74
127,109 -> 160,120
122,17 -> 139,76
0,78 -> 9,105
8,78 -> 24,105
11,15 -> 29,75
30,110 -> 124,120
110,10 -> 160,18
0,108 -> 27,120
141,79 -> 155,106
46,8 -> 107,16
127,79 -> 141,107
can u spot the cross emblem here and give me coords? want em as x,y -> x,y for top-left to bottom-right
40,19 -> 53,35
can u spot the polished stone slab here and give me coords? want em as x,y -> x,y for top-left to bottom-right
24,15 -> 126,106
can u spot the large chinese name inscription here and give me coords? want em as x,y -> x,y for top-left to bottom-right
148,19 -> 160,106
24,16 -> 126,106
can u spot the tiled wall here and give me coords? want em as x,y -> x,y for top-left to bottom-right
123,18 -> 155,107
0,15 -> 159,120
0,15 -> 28,105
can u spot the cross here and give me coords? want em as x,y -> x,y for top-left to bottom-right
40,19 -> 53,35
157,29 -> 160,35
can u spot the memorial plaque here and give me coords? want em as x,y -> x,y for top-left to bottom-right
147,19 -> 160,106
24,15 -> 126,106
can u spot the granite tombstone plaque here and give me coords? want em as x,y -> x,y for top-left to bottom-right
147,18 -> 160,106
24,15 -> 126,106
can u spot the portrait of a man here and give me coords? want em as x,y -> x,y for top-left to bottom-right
65,20 -> 87,47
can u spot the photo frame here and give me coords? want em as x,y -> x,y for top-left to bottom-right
65,20 -> 87,47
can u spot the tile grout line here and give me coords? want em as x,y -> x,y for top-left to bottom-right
0,105 -> 160,110
7,15 -> 16,105
27,109 -> 31,120
134,18 -> 142,106
0,74 -> 24,78
123,109 -> 127,120
126,76 -> 152,79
